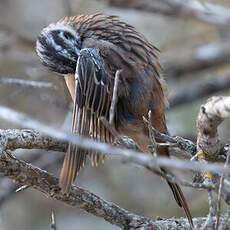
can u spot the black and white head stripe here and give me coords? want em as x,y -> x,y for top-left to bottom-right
36,23 -> 81,74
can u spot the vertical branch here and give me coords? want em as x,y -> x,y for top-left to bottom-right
204,190 -> 217,229
147,111 -> 157,155
215,150 -> 230,229
109,70 -> 121,125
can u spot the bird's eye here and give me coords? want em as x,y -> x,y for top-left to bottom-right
62,32 -> 72,40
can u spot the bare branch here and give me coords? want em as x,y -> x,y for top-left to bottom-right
0,106 -> 230,176
105,0 -> 230,27
197,96 -> 230,157
0,129 -> 67,152
215,150 -> 230,229
163,41 -> 230,78
0,128 -> 214,193
1,148 -> 230,229
204,189 -> 217,229
143,116 -> 197,156
0,153 -> 150,229
2,105 -> 230,210
0,106 -> 230,227
0,151 -> 204,229
169,75 -> 230,109
0,77 -> 56,89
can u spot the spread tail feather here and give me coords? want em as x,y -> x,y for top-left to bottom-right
59,144 -> 86,194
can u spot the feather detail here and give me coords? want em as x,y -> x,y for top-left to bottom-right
59,13 -> 160,76
59,48 -> 115,193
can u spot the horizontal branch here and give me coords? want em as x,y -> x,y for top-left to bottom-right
0,129 -> 67,152
0,107 -> 230,227
0,107 -> 230,203
0,128 -> 212,192
0,77 -> 56,89
105,0 -> 230,27
169,75 -> 230,108
163,41 -> 230,78
0,106 -> 229,175
0,150 -> 229,229
0,153 -> 152,229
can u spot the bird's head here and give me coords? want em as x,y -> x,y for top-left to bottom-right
36,22 -> 81,74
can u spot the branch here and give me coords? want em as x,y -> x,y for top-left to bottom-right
0,128 -> 213,194
0,129 -> 67,152
163,41 -> 230,78
143,116 -> 197,156
0,106 -> 229,175
0,77 -> 56,89
1,106 -> 230,227
197,96 -> 230,157
1,107 -> 230,203
1,149 -> 230,229
196,96 -> 230,208
0,152 -> 153,229
104,0 -> 230,27
169,75 -> 230,108
215,151 -> 230,229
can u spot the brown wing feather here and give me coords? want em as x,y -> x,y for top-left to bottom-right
59,48 -> 114,193
61,14 -> 161,75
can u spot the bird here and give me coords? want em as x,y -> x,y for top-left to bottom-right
36,13 -> 194,228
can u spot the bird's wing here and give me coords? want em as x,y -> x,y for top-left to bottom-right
60,48 -> 115,193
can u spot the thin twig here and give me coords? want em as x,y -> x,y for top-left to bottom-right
215,150 -> 230,230
146,111 -> 157,154
143,116 -> 196,156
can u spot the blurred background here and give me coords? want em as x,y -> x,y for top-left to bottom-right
0,0 -> 230,229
